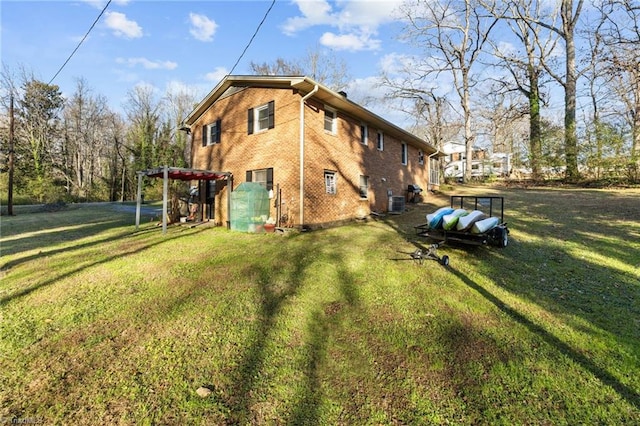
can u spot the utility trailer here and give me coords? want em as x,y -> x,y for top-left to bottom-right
414,196 -> 509,266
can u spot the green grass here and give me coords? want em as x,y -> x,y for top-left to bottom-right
1,187 -> 639,425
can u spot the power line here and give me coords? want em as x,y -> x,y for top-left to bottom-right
228,0 -> 276,75
49,0 -> 112,85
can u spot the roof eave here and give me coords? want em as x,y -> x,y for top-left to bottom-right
183,75 -> 437,154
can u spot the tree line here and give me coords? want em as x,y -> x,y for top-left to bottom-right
1,0 -> 639,209
1,70 -> 197,206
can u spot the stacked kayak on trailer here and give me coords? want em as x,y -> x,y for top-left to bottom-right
414,196 -> 509,265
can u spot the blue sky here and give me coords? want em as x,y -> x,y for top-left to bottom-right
2,0 -> 411,117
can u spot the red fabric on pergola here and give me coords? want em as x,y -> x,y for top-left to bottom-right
142,166 -> 229,181
135,166 -> 232,234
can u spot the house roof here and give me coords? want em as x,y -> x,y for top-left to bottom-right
182,75 -> 437,154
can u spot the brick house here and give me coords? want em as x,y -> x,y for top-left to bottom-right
181,75 -> 439,229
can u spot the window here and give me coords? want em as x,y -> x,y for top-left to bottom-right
360,124 -> 368,145
202,119 -> 221,146
248,101 -> 275,134
246,167 -> 274,191
418,150 -> 424,165
324,106 -> 337,134
359,175 -> 369,199
401,143 -> 408,165
377,131 -> 384,151
325,170 -> 337,194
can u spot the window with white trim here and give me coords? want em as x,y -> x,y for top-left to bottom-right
401,143 -> 408,165
246,167 -> 274,191
359,175 -> 369,199
202,119 -> 221,146
360,124 -> 368,145
325,170 -> 337,194
324,106 -> 337,134
377,131 -> 384,151
418,150 -> 424,165
248,101 -> 275,134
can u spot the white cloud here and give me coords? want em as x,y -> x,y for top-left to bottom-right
204,66 -> 229,83
281,0 -> 402,51
189,13 -> 217,42
82,0 -> 129,8
116,57 -> 178,70
319,31 -> 380,51
104,11 -> 142,38
379,52 -> 416,75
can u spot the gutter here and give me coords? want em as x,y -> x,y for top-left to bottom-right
427,147 -> 441,191
299,84 -> 319,227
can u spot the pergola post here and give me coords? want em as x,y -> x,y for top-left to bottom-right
162,165 -> 169,234
227,174 -> 233,229
135,172 -> 143,230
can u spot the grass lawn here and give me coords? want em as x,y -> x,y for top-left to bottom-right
1,185 -> 639,425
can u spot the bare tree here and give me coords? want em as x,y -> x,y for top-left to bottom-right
595,0 -> 640,177
532,0 -> 585,181
394,0 -> 500,182
249,57 -> 304,76
249,47 -> 351,92
124,84 -> 162,173
164,85 -> 199,167
62,78 -> 110,199
482,0 -> 559,179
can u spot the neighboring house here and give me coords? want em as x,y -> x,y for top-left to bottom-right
442,142 -> 511,179
181,75 -> 439,229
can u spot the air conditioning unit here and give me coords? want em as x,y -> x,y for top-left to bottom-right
388,196 -> 405,214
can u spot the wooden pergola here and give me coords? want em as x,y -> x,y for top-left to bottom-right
136,166 -> 233,234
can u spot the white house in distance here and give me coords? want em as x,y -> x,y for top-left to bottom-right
442,142 -> 511,179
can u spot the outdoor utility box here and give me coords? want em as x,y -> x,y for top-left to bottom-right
230,182 -> 270,232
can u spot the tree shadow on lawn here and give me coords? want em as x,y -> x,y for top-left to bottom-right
388,187 -> 639,341
0,225 -> 209,307
222,233 -> 361,425
382,188 -> 640,410
447,264 -> 640,411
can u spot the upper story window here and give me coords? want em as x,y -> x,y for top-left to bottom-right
324,106 -> 337,134
401,142 -> 408,165
248,101 -> 275,134
377,131 -> 384,151
360,124 -> 368,145
325,170 -> 337,194
202,119 -> 221,146
418,150 -> 424,165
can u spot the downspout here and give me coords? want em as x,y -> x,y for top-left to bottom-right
299,84 -> 318,227
427,148 -> 440,191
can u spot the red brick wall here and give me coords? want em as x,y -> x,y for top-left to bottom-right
190,86 -> 431,227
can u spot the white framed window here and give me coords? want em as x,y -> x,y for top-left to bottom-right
401,142 -> 408,165
256,105 -> 270,131
418,150 -> 424,165
246,168 -> 273,191
324,106 -> 337,134
359,175 -> 369,199
325,170 -> 337,194
377,131 -> 384,151
248,101 -> 274,134
360,124 -> 368,145
202,119 -> 221,146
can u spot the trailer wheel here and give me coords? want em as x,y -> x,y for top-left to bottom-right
497,227 -> 508,248
441,255 -> 450,266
